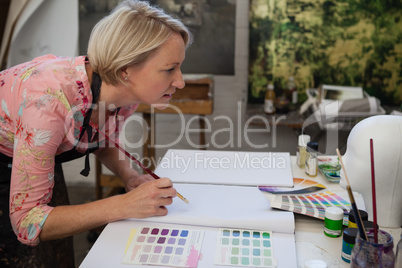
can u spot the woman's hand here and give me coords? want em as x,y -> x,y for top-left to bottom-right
121,177 -> 177,218
124,173 -> 154,192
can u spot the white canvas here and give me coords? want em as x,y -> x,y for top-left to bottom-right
154,149 -> 294,187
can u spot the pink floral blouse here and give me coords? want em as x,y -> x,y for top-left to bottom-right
0,54 -> 137,246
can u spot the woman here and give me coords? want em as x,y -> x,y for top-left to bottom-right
0,0 -> 192,266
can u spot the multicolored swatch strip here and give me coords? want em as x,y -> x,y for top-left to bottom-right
270,190 -> 351,224
215,228 -> 277,267
122,226 -> 204,267
260,178 -> 351,224
259,178 -> 326,195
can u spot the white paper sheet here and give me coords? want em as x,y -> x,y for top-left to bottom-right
136,184 -> 295,234
154,149 -> 294,187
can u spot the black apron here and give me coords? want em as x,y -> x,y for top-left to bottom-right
0,72 -> 104,268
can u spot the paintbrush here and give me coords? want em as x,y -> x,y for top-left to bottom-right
336,148 -> 367,241
98,129 -> 189,204
370,139 -> 378,243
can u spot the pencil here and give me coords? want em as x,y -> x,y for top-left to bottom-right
98,130 -> 189,204
336,148 -> 367,240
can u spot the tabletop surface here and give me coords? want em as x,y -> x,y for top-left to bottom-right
83,154 -> 401,268
290,156 -> 401,268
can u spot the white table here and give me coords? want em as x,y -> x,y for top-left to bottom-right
291,156 -> 401,267
81,155 -> 401,268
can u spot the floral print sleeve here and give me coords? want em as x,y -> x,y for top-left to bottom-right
10,101 -> 67,246
0,55 -> 93,246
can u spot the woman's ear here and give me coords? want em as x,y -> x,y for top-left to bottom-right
120,67 -> 129,81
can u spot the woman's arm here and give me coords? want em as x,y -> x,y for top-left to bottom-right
40,177 -> 177,241
40,145 -> 176,241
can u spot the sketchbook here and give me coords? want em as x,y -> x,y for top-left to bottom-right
154,149 -> 294,187
137,183 -> 295,234
80,183 -> 297,268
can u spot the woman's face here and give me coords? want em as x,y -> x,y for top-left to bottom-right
124,33 -> 186,108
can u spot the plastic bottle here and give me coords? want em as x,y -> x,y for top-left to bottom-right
296,135 -> 311,168
305,141 -> 319,177
264,84 -> 276,114
274,95 -> 289,114
286,77 -> 298,105
342,228 -> 358,263
324,206 -> 343,238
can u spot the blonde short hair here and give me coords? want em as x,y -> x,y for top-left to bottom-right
87,0 -> 192,85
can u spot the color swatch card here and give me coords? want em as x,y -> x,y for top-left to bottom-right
259,178 -> 326,195
260,179 -> 352,224
215,228 -> 277,267
122,226 -> 204,268
271,191 -> 351,221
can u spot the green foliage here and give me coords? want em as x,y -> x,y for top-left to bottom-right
249,0 -> 402,105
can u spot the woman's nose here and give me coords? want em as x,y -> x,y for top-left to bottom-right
173,71 -> 185,89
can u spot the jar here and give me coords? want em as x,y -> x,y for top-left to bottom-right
341,228 -> 358,263
296,135 -> 311,168
351,229 -> 395,267
275,95 -> 289,114
348,209 -> 368,228
395,232 -> 402,267
324,207 -> 343,238
305,141 -> 319,177
362,221 -> 379,231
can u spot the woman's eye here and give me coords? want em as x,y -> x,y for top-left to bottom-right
166,68 -> 175,73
